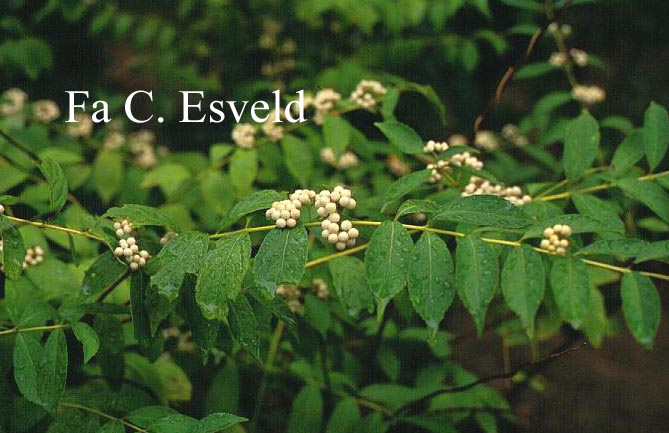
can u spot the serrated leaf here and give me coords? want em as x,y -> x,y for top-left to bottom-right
375,121 -> 424,154
148,231 -> 209,301
104,204 -> 179,230
571,193 -> 624,232
38,157 -> 68,213
456,236 -> 498,335
501,244 -> 545,337
364,221 -> 413,318
328,257 -> 374,315
618,178 -> 669,223
0,217 -> 25,279
304,294 -> 331,338
408,232 -> 455,337
381,170 -> 430,212
13,330 -> 68,411
395,199 -> 439,219
582,287 -> 608,348
148,414 -> 198,433
576,239 -> 648,258
227,295 -> 262,360
323,115 -> 351,157
125,406 -> 179,427
93,150 -> 123,203
549,257 -> 589,329
621,273 -> 660,350
635,240 -> 669,263
71,322 -> 100,364
253,227 -> 308,293
196,233 -> 251,321
98,421 -> 124,433
191,413 -> 247,433
218,189 -> 284,229
642,102 -> 669,171
611,129 -> 644,175
563,110 -> 600,180
287,386 -> 323,433
432,195 -> 533,229
80,251 -> 127,298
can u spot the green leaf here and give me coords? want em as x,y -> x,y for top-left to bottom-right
281,135 -> 313,185
196,233 -> 251,321
611,129 -> 644,175
253,227 -> 308,293
635,240 -> 669,263
141,164 -> 191,198
326,398 -> 360,433
191,413 -> 247,433
621,273 -> 660,350
148,231 -> 209,301
514,62 -> 556,80
576,239 -> 648,258
618,178 -> 669,223
374,121 -> 424,154
408,232 -> 455,337
323,115 -> 351,157
456,235 -> 498,335
501,244 -> 545,337
549,257 -> 589,329
81,252 -> 128,298
286,386 -> 323,433
125,406 -> 179,427
104,204 -> 179,230
432,195 -> 533,229
218,189 -> 284,229
228,295 -> 262,360
563,110 -> 600,180
38,156 -> 68,213
98,421 -> 125,433
523,214 -> 621,238
71,322 -> 100,364
304,294 -> 331,337
148,414 -> 198,433
571,193 -> 624,232
364,221 -> 413,318
498,0 -> 543,11
13,330 -> 68,411
0,217 -> 25,279
229,149 -> 258,194
642,102 -> 669,171
93,150 -> 123,203
381,170 -> 430,212
328,257 -> 374,315
395,199 -> 439,219
582,287 -> 608,348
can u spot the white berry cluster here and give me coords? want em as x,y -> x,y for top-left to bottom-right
547,22 -> 572,36
571,85 -> 606,105
474,130 -> 500,152
261,109 -> 285,142
0,88 -> 28,117
423,140 -> 449,154
315,187 -> 359,251
313,88 -> 341,125
276,284 -> 302,312
231,123 -> 257,149
32,100 -> 60,123
66,113 -> 94,138
461,176 -> 532,205
448,134 -> 469,146
161,327 -> 196,353
540,224 -> 573,255
386,154 -> 410,177
0,242 -> 45,271
103,131 -> 126,150
0,203 -> 4,215
425,140 -> 484,183
501,124 -> 529,147
312,278 -> 330,300
129,129 -> 159,169
549,49 -> 588,68
266,189 -> 318,229
350,80 -> 387,110
112,220 -> 150,271
320,147 -> 359,170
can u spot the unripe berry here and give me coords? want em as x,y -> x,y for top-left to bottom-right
338,231 -> 349,242
123,248 -> 133,257
327,233 -> 339,244
543,228 -> 554,238
321,229 -> 330,238
286,218 -> 297,228
339,196 -> 350,208
276,218 -> 287,228
116,228 -> 125,238
114,247 -> 124,256
348,228 -> 359,239
335,242 -> 346,251
127,237 -> 136,246
123,225 -> 132,234
328,223 -> 339,233
340,220 -> 352,231
113,222 -> 121,230
325,203 -> 337,214
130,244 -> 139,253
119,239 -> 128,248
329,213 -> 341,223
130,262 -> 139,271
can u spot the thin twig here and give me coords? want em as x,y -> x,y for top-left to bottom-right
58,402 -> 148,433
0,323 -> 70,337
